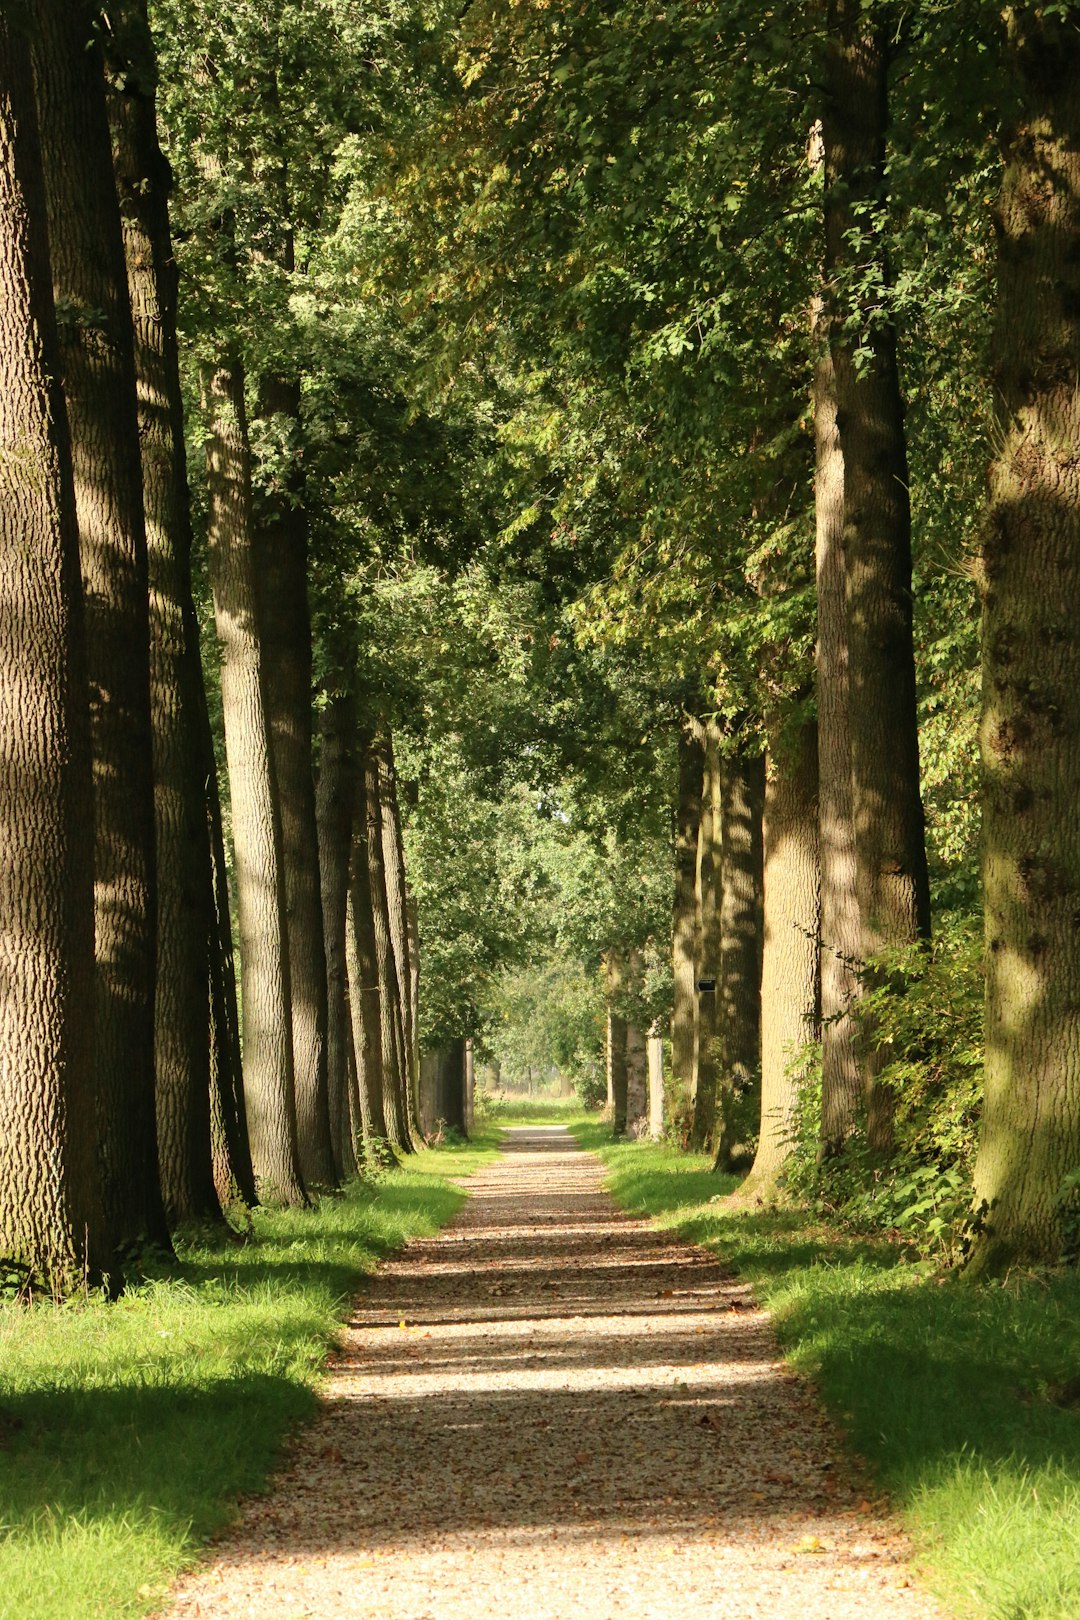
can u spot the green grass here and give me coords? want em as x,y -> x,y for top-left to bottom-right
572,1122 -> 1080,1620
476,1092 -> 590,1124
0,1132 -> 500,1620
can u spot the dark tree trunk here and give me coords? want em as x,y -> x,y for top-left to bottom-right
202,357 -> 306,1207
714,748 -> 764,1171
422,1043 -> 467,1136
671,723 -> 704,1127
346,781 -> 391,1153
32,0 -> 165,1253
736,720 -> 820,1205
378,732 -> 419,1136
317,686 -> 358,1181
970,10 -> 1080,1273
691,724 -> 721,1150
252,375 -> 336,1191
105,0 -> 224,1228
363,744 -> 414,1151
0,19 -> 105,1289
824,0 -> 931,1154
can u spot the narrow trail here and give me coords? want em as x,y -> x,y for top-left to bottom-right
164,1126 -> 947,1619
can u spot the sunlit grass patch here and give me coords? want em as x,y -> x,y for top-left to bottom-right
573,1123 -> 1080,1620
0,1138 -> 498,1620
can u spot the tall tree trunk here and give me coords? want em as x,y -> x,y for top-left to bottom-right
33,0 -> 165,1253
105,0 -> 225,1228
378,732 -> 419,1135
252,375 -> 335,1191
647,1026 -> 665,1140
346,790 -> 391,1154
407,893 -> 421,1100
824,0 -> 931,1154
671,724 -> 705,1129
714,749 -> 765,1171
0,20 -> 106,1290
605,952 -> 628,1137
364,744 -> 414,1151
202,358 -> 306,1207
691,724 -> 721,1150
969,10 -> 1080,1273
813,279 -> 862,1158
735,720 -> 820,1205
316,686 -> 358,1181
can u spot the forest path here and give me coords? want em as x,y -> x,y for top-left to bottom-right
163,1126 -> 947,1619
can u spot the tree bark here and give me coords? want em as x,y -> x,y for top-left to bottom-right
824,1 -> 931,1154
647,1027 -> 665,1140
252,374 -> 335,1191
969,10 -> 1080,1272
671,724 -> 704,1129
691,724 -> 721,1150
378,732 -> 420,1135
813,278 -> 862,1157
363,743 -> 414,1150
605,952 -> 628,1136
316,686 -> 358,1181
714,749 -> 764,1171
32,0 -> 165,1253
346,784 -> 391,1154
0,20 -> 106,1290
735,720 -> 820,1205
105,0 -> 227,1227
202,357 -> 306,1206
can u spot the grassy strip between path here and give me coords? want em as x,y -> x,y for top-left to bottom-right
572,1121 -> 1080,1620
0,1131 -> 501,1620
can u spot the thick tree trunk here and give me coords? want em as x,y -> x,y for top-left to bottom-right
824,1 -> 931,1155
0,22 -> 106,1290
364,744 -> 414,1151
33,0 -> 165,1253
813,283 -> 862,1157
625,1019 -> 649,1138
106,1 -> 225,1228
691,724 -> 722,1150
202,358 -> 306,1207
316,687 -> 358,1181
671,724 -> 705,1128
714,749 -> 764,1171
736,721 -> 820,1205
605,952 -> 628,1136
378,733 -> 420,1135
253,375 -> 335,1191
969,12 -> 1080,1273
346,789 -> 391,1153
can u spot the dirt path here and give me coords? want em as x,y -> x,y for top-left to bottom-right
164,1126 -> 947,1619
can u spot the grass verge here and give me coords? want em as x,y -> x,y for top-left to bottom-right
571,1121 -> 1080,1620
0,1131 -> 500,1620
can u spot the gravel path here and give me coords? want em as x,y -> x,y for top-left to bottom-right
163,1125 -> 948,1619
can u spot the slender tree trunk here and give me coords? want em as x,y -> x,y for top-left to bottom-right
407,893 -> 421,1099
106,1 -> 225,1228
465,1040 -> 476,1136
346,790 -> 391,1153
364,744 -> 414,1150
735,720 -> 820,1205
316,687 -> 358,1181
605,952 -> 628,1136
202,358 -> 306,1206
0,20 -> 105,1290
824,1 -> 931,1154
625,1019 -> 649,1138
671,724 -> 704,1128
378,733 -> 420,1135
647,1027 -> 665,1140
33,0 -> 164,1253
969,11 -> 1080,1273
813,279 -> 862,1158
252,375 -> 335,1190
714,749 -> 765,1171
691,724 -> 721,1149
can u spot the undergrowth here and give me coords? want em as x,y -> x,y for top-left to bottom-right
0,1132 -> 499,1620
574,1121 -> 1080,1620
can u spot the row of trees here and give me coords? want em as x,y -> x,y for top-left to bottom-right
0,2 -> 429,1292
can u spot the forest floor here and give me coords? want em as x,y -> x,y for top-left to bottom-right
161,1125 -> 946,1620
